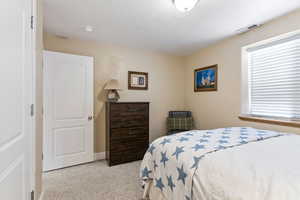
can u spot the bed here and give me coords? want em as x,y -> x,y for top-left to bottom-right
140,127 -> 300,200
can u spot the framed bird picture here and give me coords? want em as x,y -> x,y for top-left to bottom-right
128,71 -> 148,90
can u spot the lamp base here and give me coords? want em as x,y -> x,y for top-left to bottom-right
107,90 -> 120,102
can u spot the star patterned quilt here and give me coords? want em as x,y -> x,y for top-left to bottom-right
140,127 -> 285,200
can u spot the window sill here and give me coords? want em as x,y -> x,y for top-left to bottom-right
239,114 -> 300,128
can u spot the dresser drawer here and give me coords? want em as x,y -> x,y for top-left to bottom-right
110,133 -> 148,152
110,127 -> 148,140
110,115 -> 148,128
109,146 -> 148,165
110,103 -> 148,115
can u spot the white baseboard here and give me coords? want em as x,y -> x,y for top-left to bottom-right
94,152 -> 106,161
38,191 -> 44,200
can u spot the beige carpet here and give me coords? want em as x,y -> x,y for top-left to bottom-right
42,161 -> 143,200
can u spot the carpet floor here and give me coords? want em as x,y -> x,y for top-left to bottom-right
42,161 -> 143,200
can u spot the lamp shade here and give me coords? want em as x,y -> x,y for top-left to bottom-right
104,79 -> 122,90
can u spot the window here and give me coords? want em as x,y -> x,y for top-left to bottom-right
242,31 -> 300,120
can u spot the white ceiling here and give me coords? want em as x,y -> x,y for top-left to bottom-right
44,0 -> 300,56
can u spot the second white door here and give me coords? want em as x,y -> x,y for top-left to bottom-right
43,51 -> 94,171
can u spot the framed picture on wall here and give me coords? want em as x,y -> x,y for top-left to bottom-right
128,71 -> 148,90
194,64 -> 218,92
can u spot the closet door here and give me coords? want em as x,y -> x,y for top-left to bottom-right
0,0 -> 33,199
43,51 -> 94,171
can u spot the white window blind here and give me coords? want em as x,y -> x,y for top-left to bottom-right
247,34 -> 300,119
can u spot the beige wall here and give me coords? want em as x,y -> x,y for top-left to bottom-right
35,0 -> 44,199
184,9 -> 300,134
43,9 -> 300,156
43,33 -> 185,152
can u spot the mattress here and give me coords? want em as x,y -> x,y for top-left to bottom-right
141,128 -> 300,200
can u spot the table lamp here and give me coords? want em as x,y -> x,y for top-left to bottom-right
104,79 -> 122,102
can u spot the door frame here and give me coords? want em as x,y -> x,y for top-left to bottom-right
31,0 -> 37,198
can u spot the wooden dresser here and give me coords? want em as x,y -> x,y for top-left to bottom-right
106,102 -> 149,166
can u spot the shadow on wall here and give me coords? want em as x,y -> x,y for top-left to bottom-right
93,56 -> 124,153
95,83 -> 108,119
94,56 -> 124,118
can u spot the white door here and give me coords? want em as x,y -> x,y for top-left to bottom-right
43,51 -> 94,171
0,0 -> 33,199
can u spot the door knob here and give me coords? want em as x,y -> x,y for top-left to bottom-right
88,116 -> 93,121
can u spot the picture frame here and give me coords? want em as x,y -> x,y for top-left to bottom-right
194,64 -> 218,92
128,71 -> 148,90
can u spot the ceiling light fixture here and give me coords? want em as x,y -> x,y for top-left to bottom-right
85,25 -> 93,32
173,0 -> 199,12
